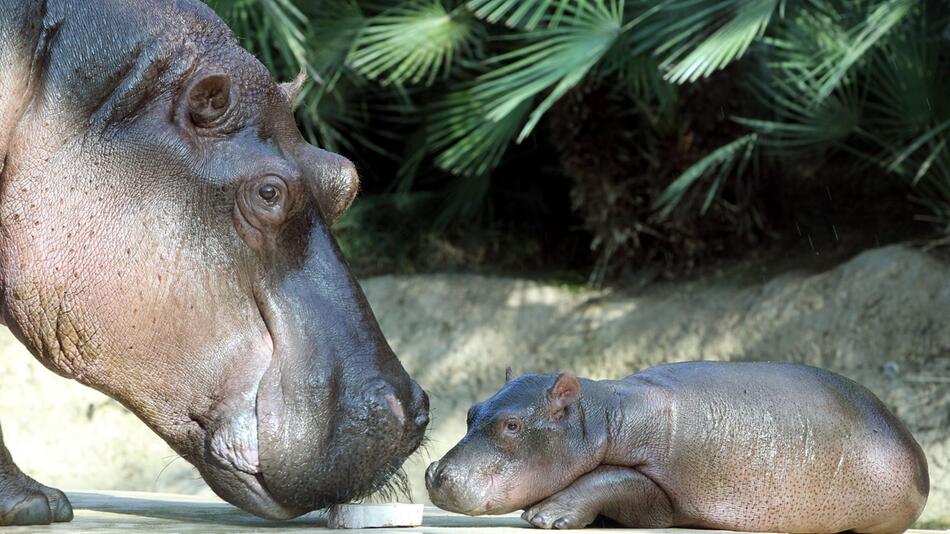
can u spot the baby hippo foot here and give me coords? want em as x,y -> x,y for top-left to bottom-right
0,475 -> 73,526
522,493 -> 598,530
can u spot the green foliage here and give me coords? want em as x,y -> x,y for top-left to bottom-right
654,133 -> 758,217
211,0 -> 950,274
350,2 -> 480,86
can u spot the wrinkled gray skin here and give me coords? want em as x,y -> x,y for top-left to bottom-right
427,362 -> 929,533
0,0 -> 429,525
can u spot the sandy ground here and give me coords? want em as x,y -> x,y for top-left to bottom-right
0,244 -> 947,524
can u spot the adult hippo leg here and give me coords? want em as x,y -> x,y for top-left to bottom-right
522,466 -> 672,530
0,425 -> 72,525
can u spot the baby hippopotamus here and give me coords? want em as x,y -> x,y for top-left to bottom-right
426,362 -> 929,532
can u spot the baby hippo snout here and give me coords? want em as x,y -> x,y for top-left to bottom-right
425,461 -> 459,509
425,459 -> 492,515
425,460 -> 443,489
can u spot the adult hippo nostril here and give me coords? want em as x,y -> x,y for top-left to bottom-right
409,380 -> 430,429
364,379 -> 407,426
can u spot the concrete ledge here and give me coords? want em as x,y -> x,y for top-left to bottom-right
14,491 -> 947,533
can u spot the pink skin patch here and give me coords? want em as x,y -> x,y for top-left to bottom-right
208,412 -> 262,475
383,393 -> 406,425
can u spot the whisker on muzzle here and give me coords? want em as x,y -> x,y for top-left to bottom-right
362,466 -> 411,503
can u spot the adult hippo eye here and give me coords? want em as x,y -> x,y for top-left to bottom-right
248,177 -> 289,214
258,184 -> 279,203
234,175 -> 299,244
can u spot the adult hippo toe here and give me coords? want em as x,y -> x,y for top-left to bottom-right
0,0 -> 428,524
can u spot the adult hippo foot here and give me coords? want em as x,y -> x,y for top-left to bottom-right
522,495 -> 597,530
0,471 -> 73,526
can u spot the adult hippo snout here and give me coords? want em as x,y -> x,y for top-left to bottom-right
192,146 -> 430,519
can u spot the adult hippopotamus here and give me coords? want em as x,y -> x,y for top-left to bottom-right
0,0 -> 429,525
426,362 -> 929,533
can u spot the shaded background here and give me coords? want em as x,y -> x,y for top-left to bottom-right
3,0 -> 949,528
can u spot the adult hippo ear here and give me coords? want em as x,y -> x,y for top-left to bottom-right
547,373 -> 580,420
279,70 -> 307,109
184,72 -> 234,129
280,73 -> 358,225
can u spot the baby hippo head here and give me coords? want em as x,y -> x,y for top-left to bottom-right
426,371 -> 600,515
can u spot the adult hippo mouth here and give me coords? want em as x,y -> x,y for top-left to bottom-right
0,0 -> 428,522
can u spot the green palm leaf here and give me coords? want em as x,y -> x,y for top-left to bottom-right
624,0 -> 780,84
350,1 -> 481,86
471,0 -> 623,142
654,134 -> 758,216
465,0 -> 574,29
737,72 -> 862,150
212,0 -> 312,78
665,0 -> 780,84
307,0 -> 367,90
767,0 -> 914,102
428,90 -> 534,176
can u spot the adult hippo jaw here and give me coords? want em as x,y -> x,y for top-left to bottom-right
0,0 -> 428,522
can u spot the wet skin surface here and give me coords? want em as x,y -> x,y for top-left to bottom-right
0,0 -> 429,524
427,362 -> 929,533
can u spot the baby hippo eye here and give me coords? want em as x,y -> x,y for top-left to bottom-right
503,418 -> 523,435
258,184 -> 279,203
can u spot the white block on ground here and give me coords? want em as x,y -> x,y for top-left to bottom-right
328,503 -> 424,529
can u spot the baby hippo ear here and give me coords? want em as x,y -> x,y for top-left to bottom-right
187,73 -> 233,128
547,373 -> 580,419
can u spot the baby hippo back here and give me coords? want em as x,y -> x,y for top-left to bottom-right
635,362 -> 928,534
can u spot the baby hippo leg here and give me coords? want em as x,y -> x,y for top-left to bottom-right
522,465 -> 673,529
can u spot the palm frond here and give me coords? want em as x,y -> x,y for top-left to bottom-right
737,71 -> 862,150
428,90 -> 534,176
350,1 -> 481,86
212,0 -> 313,78
465,0 -> 574,29
667,0 -> 780,84
624,0 -> 780,84
307,0 -> 367,90
767,0 -> 914,102
470,0 -> 623,142
654,133 -> 758,217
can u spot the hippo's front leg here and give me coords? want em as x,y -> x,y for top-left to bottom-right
0,425 -> 73,526
522,466 -> 672,530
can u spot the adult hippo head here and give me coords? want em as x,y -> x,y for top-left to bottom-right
0,0 -> 428,520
